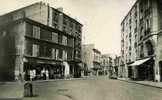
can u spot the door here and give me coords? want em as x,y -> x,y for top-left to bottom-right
159,61 -> 162,81
128,66 -> 132,78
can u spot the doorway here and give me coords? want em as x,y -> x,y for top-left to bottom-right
128,67 -> 132,78
159,61 -> 162,81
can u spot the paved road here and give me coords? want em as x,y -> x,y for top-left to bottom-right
24,77 -> 162,100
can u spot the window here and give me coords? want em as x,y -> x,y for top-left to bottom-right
58,34 -> 62,44
33,25 -> 40,39
62,35 -> 67,45
146,41 -> 154,55
40,29 -> 52,41
134,42 -> 137,48
59,49 -> 63,59
56,49 -> 59,60
134,12 -> 137,18
67,50 -> 73,60
69,21 -> 73,34
53,23 -> 58,29
25,41 -> 32,56
67,38 -> 74,47
39,45 -> 52,58
63,50 -> 67,60
70,21 -> 73,28
129,32 -> 132,38
145,19 -> 151,35
140,27 -> 144,40
129,19 -> 132,24
146,0 -> 151,9
63,26 -> 66,32
122,24 -> 125,32
52,48 -> 56,59
52,10 -> 59,28
75,50 -> 78,59
1,31 -> 7,37
140,45 -> 144,58
78,25 -> 82,33
134,27 -> 137,33
63,17 -> 68,25
26,23 -> 33,36
129,46 -> 131,51
52,32 -> 58,43
32,44 -> 39,57
53,12 -> 59,21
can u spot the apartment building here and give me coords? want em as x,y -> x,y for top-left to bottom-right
121,0 -> 162,81
82,44 -> 102,76
101,54 -> 113,76
112,56 -> 121,78
0,2 -> 82,81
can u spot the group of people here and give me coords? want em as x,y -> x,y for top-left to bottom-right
25,69 -> 49,81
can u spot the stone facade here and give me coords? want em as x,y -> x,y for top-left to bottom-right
121,0 -> 162,81
82,44 -> 102,76
0,2 -> 82,81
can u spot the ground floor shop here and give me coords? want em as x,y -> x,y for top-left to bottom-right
156,61 -> 162,82
23,60 -> 81,81
24,62 -> 66,81
128,58 -> 154,81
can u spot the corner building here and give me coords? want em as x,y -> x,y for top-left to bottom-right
82,44 -> 102,76
121,0 -> 162,81
0,2 -> 82,81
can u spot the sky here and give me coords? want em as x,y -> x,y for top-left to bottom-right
0,0 -> 136,55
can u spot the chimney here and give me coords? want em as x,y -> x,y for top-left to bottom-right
57,7 -> 63,12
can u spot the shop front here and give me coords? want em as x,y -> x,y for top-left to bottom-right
24,62 -> 65,81
129,58 -> 154,81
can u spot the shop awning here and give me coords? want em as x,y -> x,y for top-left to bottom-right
129,58 -> 150,66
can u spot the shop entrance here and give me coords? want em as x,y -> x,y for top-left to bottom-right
159,61 -> 162,81
128,67 -> 132,78
23,62 -> 65,81
137,62 -> 154,81
138,65 -> 147,80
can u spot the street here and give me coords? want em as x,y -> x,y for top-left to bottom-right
24,77 -> 162,100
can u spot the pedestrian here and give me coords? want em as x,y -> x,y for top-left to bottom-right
43,73 -> 46,80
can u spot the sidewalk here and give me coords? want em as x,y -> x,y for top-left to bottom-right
118,78 -> 162,89
0,81 -> 24,99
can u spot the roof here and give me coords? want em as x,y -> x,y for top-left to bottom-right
0,2 -> 83,26
93,48 -> 101,54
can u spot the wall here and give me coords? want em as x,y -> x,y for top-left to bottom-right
0,21 -> 25,81
82,44 -> 94,70
0,2 -> 48,26
155,0 -> 162,81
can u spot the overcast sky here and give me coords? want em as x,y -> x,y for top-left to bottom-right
0,0 -> 136,55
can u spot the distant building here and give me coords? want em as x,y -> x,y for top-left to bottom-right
82,44 -> 102,76
0,2 -> 82,81
112,56 -> 121,78
121,0 -> 162,81
101,54 -> 113,76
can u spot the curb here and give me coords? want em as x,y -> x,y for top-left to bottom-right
32,77 -> 93,83
0,97 -> 23,100
118,79 -> 162,90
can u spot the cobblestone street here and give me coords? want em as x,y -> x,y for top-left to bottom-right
23,77 -> 162,100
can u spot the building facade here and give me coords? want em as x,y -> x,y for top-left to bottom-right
121,0 -> 162,81
82,44 -> 102,76
0,2 -> 82,81
101,54 -> 113,77
112,56 -> 121,78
